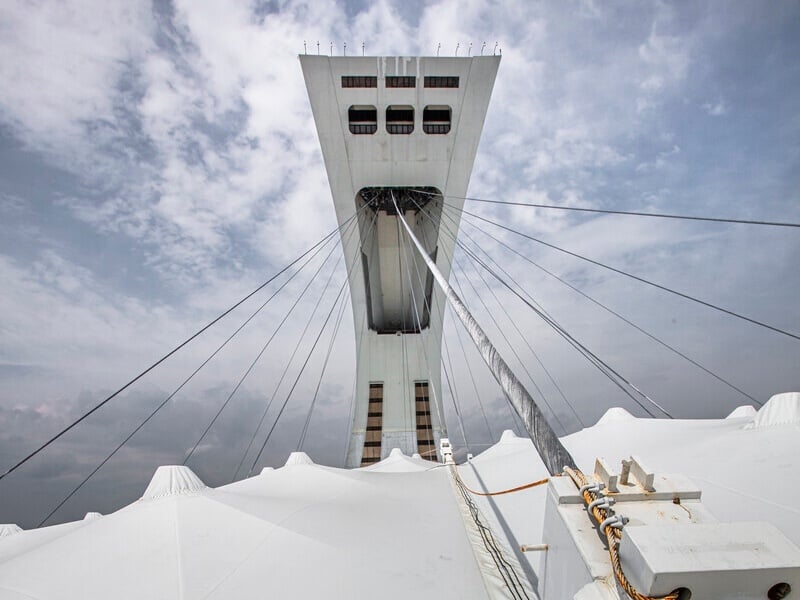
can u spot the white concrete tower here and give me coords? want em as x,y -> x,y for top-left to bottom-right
300,55 -> 499,467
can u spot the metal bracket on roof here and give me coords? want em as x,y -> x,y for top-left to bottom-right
629,455 -> 655,492
618,456 -> 655,492
594,457 -> 619,493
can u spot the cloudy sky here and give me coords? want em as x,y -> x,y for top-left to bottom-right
1,0 -> 798,528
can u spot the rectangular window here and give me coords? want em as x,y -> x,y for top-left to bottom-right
415,382 -> 436,461
361,383 -> 383,465
386,105 -> 414,134
342,75 -> 377,88
422,106 -> 451,134
348,105 -> 377,135
424,76 -> 459,88
385,75 -> 416,88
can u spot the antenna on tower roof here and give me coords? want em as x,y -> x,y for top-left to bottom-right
493,42 -> 498,55
330,42 -> 333,56
344,42 -> 347,56
455,42 -> 460,56
481,41 -> 486,55
303,40 -> 307,55
316,41 -> 320,55
436,43 -> 441,57
468,42 -> 472,56
362,41 -> 365,56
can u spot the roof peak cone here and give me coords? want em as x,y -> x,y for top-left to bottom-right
141,465 -> 206,500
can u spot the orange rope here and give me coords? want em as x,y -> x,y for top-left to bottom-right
564,467 -> 680,600
458,475 -> 553,496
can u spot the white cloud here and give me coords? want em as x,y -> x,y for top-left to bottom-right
702,100 -> 728,116
635,7 -> 691,114
635,144 -> 680,172
0,0 -> 695,287
0,1 -> 155,165
0,0 -> 353,287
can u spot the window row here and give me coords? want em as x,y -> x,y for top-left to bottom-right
415,381 -> 437,461
348,105 -> 451,135
361,382 -> 383,465
341,75 -> 459,88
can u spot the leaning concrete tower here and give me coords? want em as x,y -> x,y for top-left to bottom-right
300,55 -> 499,467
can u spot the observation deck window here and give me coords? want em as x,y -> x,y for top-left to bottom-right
422,106 -> 451,134
348,105 -> 377,134
342,75 -> 377,88
386,105 -> 414,134
423,76 -> 459,88
385,75 -> 416,88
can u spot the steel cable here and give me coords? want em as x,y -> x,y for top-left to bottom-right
416,222 -> 496,442
450,465 -> 532,599
34,222 -> 348,525
233,213 -> 370,479
248,212 -> 376,472
417,199 -> 584,427
452,208 -> 761,405
393,196 -> 578,476
416,198 -> 592,428
460,250 -> 585,428
435,203 -> 585,426
412,188 -> 800,228
458,207 -> 800,342
248,277 -> 349,471
404,217 -> 470,450
460,240 -> 671,418
184,218 -> 360,468
565,467 -> 681,600
298,287 -> 350,451
426,199 -> 669,418
0,219 -> 352,484
396,199 -> 449,449
454,257 -> 568,434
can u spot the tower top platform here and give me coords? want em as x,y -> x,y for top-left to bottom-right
299,54 -> 500,188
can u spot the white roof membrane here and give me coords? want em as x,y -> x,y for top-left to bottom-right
1,395 -> 799,599
746,391 -> 800,428
0,452 -> 495,599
